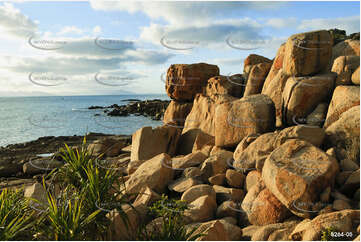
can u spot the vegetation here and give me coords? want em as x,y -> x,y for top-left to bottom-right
136,195 -> 203,241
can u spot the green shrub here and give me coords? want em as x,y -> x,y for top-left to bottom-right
136,195 -> 203,241
0,189 -> 34,240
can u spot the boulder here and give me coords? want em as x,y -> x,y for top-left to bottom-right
215,94 -> 276,148
127,159 -> 144,175
262,69 -> 290,127
216,200 -> 238,219
243,54 -> 273,76
24,182 -> 47,212
324,85 -> 360,128
125,153 -> 174,195
233,134 -> 260,160
181,184 -> 216,204
332,39 -> 360,62
208,174 -> 226,186
191,131 -> 214,153
163,100 -> 193,127
282,73 -> 335,126
206,75 -> 243,99
213,185 -> 244,203
244,62 -> 272,96
187,220 -> 230,241
200,150 -> 233,179
242,180 -> 290,225
225,169 -> 245,188
184,195 -> 217,223
88,136 -> 128,157
290,209 -> 360,241
218,219 -> 243,241
340,169 -> 360,196
262,44 -> 286,93
333,199 -> 352,211
331,55 -> 360,86
183,167 -> 203,179
168,177 -> 202,193
283,30 -> 333,76
171,151 -> 208,170
133,186 -> 161,207
245,170 -> 262,192
130,126 -> 180,161
306,103 -> 328,127
262,139 -> 339,218
251,220 -> 299,241
23,158 -> 63,175
166,63 -> 219,101
352,66 -> 360,85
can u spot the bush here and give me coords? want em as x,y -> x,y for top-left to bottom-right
136,195 -> 203,241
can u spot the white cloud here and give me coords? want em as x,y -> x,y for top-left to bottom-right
298,16 -> 360,35
93,25 -> 102,35
57,26 -> 84,36
265,17 -> 298,29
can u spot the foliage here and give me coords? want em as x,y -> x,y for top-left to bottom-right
136,195 -> 203,241
0,189 -> 34,240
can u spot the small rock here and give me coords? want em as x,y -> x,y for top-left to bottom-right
168,177 -> 202,193
225,169 -> 245,188
208,174 -> 225,186
181,184 -> 216,204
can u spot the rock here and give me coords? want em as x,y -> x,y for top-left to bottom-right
166,63 -> 219,101
191,131 -> 214,153
332,55 -> 360,86
241,225 -> 261,240
200,150 -> 233,179
168,177 -> 202,193
24,183 -> 47,211
171,151 -> 208,170
290,209 -> 360,241
340,169 -> 360,196
331,190 -> 352,202
354,189 -> 360,201
127,159 -> 144,175
352,66 -> 360,85
183,167 -> 203,178
283,30 -> 332,76
340,159 -> 359,172
181,184 -> 216,204
325,106 -> 360,160
213,185 -> 244,203
233,134 -> 260,159
244,62 -> 272,97
184,195 -> 217,223
244,54 -> 273,76
320,187 -> 331,203
328,28 -> 347,45
306,103 -> 328,127
274,125 -> 325,148
130,126 -> 180,161
225,169 -> 245,188
208,174 -> 226,186
163,100 -> 193,127
215,94 -> 276,148
282,73 -> 335,126
336,171 -> 354,187
187,220 -> 230,241
252,220 -> 299,241
242,180 -> 290,225
262,69 -> 289,126
333,199 -> 352,211
125,153 -> 174,195
88,136 -> 128,157
324,86 -> 360,128
133,186 -> 161,207
206,75 -> 243,99
245,170 -> 262,192
23,158 -> 63,175
218,219 -> 243,241
216,200 -> 238,219
332,39 -> 360,62
106,204 -> 148,240
262,139 -> 339,218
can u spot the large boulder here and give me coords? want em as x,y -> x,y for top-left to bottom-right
163,100 -> 193,127
262,69 -> 290,127
352,66 -> 360,85
187,220 -> 230,241
262,139 -> 339,218
331,55 -> 360,86
184,195 -> 217,223
283,30 -> 333,76
125,153 -> 174,195
262,44 -> 286,93
88,136 -> 128,157
130,126 -> 180,161
181,184 -> 216,204
215,94 -> 276,148
290,209 -> 360,241
243,54 -> 273,77
324,85 -> 360,128
200,150 -> 233,179
166,63 -> 219,101
247,220 -> 300,241
244,62 -> 272,97
206,75 -> 243,99
241,180 -> 290,225
332,39 -> 360,61
282,73 -> 335,126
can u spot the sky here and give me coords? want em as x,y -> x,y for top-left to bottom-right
0,1 -> 359,96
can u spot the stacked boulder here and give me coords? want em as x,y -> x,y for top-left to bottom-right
108,29 -> 360,241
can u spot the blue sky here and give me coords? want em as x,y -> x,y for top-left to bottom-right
0,1 -> 359,96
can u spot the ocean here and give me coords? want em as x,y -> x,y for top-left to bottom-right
0,94 -> 169,147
